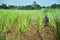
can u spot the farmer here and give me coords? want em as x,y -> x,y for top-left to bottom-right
44,15 -> 49,26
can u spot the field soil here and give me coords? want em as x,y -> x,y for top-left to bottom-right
4,18 -> 57,40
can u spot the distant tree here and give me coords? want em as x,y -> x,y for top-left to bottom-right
18,6 -> 21,9
8,5 -> 14,9
8,5 -> 19,9
42,6 -> 46,8
32,1 -> 41,9
24,5 -> 34,10
56,4 -> 60,9
0,3 -> 8,9
0,5 -> 1,8
51,4 -> 60,9
46,6 -> 51,8
20,6 -> 25,10
51,4 -> 56,9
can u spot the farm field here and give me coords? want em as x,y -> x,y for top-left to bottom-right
0,9 -> 60,40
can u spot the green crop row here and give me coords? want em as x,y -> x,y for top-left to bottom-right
0,9 -> 60,40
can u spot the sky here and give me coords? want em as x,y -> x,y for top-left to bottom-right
0,0 -> 60,6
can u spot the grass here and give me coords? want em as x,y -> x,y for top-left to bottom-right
0,9 -> 60,40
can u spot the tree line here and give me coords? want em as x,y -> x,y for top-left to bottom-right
0,1 -> 60,10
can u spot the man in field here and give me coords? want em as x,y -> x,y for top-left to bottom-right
44,14 -> 49,26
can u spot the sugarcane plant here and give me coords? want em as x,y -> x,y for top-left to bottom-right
54,16 -> 60,40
